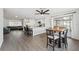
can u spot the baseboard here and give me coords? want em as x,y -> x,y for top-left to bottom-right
68,37 -> 79,40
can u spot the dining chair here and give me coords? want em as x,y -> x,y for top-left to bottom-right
61,29 -> 68,48
24,26 -> 33,35
46,29 -> 59,51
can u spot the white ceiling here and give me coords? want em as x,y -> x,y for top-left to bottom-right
4,8 -> 77,20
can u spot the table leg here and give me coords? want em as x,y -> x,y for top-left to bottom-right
58,32 -> 61,48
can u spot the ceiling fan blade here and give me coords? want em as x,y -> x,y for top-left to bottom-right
43,9 -> 49,13
35,13 -> 40,15
44,13 -> 50,15
36,10 -> 41,13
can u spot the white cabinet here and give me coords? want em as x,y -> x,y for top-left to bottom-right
33,27 -> 46,36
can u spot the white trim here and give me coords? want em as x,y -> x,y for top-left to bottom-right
0,38 -> 3,48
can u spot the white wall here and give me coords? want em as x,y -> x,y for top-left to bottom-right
4,18 -> 9,27
23,18 -> 51,28
50,18 -> 54,28
0,8 -> 3,47
71,9 -> 79,40
23,19 -> 35,27
45,18 -> 51,29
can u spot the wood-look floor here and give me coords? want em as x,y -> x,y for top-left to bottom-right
0,30 -> 79,51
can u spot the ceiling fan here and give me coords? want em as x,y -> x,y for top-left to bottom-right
35,9 -> 50,15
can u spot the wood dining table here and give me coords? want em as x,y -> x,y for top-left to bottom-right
48,26 -> 65,48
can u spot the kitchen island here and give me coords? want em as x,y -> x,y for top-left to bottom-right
32,27 -> 46,36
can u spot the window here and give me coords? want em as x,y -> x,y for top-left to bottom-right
53,15 -> 72,37
9,20 -> 22,26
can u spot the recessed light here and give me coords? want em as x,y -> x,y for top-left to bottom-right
63,17 -> 69,19
15,16 -> 18,17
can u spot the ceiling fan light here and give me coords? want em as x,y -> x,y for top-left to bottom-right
41,15 -> 44,16
15,16 -> 18,18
